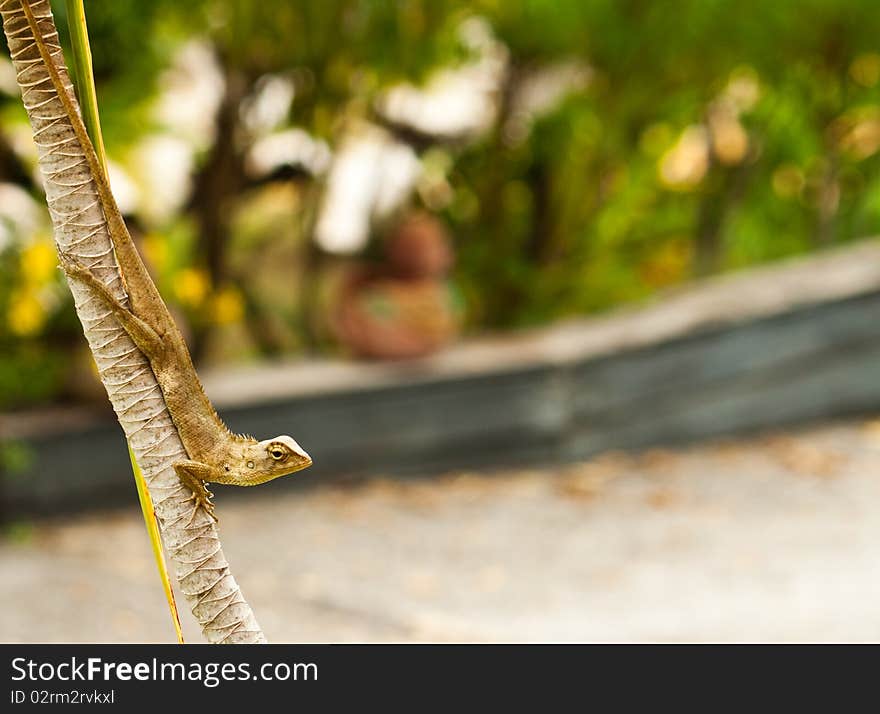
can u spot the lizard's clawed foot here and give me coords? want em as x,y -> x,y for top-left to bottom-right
57,251 -> 94,279
57,252 -> 115,301
174,461 -> 220,525
185,482 -> 218,525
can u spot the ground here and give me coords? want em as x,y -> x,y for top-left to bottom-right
3,418 -> 880,643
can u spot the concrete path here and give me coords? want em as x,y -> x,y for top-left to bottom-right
3,418 -> 880,643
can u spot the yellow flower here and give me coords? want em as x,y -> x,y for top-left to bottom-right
210,286 -> 244,325
141,233 -> 168,271
20,240 -> 57,285
7,290 -> 45,336
173,267 -> 209,308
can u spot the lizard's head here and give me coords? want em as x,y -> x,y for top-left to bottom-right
238,435 -> 312,485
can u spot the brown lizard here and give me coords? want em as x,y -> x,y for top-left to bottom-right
19,0 -> 312,523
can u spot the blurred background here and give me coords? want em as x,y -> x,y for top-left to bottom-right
3,0 -> 880,641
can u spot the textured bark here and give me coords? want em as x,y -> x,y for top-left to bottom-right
1,0 -> 266,643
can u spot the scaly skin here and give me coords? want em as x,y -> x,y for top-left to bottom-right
21,0 -> 312,522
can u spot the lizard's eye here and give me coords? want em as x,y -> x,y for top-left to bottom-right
268,444 -> 288,461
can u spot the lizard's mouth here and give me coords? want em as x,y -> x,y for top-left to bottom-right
291,453 -> 313,472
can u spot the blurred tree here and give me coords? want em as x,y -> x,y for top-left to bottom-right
3,0 -> 880,408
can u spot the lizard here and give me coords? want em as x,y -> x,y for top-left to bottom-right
19,0 -> 312,523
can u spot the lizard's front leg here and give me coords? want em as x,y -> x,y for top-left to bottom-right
57,253 -> 165,356
174,460 -> 220,524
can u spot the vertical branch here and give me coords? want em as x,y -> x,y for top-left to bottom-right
1,0 -> 266,643
65,0 -> 184,644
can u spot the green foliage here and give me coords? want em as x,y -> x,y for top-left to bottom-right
4,0 -> 880,406
445,0 -> 880,325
